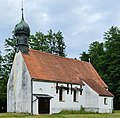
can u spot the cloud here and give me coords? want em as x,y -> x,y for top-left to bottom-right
1,0 -> 120,58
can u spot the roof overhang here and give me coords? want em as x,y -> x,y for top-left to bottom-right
99,94 -> 114,97
33,94 -> 53,99
32,77 -> 84,86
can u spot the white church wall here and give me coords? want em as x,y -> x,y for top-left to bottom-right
7,52 -> 32,113
82,81 -> 113,113
7,58 -> 16,112
32,81 -> 83,114
82,81 -> 99,112
33,96 -> 38,114
98,96 -> 113,113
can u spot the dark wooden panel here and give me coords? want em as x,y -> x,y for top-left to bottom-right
38,98 -> 50,114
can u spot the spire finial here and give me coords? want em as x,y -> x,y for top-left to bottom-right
21,0 -> 24,20
89,57 -> 91,63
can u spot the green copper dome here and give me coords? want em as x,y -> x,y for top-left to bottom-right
14,7 -> 30,54
14,13 -> 30,36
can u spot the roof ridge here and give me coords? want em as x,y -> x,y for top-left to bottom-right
29,49 -> 90,64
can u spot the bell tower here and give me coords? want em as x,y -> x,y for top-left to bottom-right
14,2 -> 30,53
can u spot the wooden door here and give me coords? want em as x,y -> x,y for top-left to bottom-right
38,98 -> 50,114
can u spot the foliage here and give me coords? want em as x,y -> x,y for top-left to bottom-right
80,51 -> 89,62
0,37 -> 16,112
0,51 -> 6,112
104,26 -> 120,109
80,26 -> 120,109
29,30 -> 66,57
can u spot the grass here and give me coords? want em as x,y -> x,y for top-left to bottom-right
59,109 -> 96,114
0,111 -> 120,118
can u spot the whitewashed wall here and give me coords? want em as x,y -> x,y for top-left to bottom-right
32,80 -> 113,114
82,81 -> 99,112
99,96 -> 113,113
32,81 -> 84,114
82,81 -> 113,113
7,52 -> 31,113
33,96 -> 38,114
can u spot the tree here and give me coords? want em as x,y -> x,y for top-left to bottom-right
80,51 -> 89,62
88,41 -> 104,68
52,31 -> 66,57
0,37 -> 16,112
29,30 -> 66,57
29,32 -> 48,51
0,51 -> 8,112
3,38 -> 16,73
104,26 -> 120,109
0,51 -> 2,76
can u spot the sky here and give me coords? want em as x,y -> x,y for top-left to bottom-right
0,0 -> 120,58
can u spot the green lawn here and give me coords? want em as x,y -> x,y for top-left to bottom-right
0,111 -> 120,118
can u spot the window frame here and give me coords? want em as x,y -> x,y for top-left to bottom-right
73,90 -> 78,102
59,89 -> 65,102
104,98 -> 107,105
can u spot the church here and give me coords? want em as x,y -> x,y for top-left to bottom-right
7,7 -> 114,114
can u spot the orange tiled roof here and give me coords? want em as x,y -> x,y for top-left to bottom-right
22,49 -> 113,97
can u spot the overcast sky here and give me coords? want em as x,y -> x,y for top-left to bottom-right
0,0 -> 120,58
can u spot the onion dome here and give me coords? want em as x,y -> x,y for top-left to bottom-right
14,8 -> 30,36
14,5 -> 30,54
